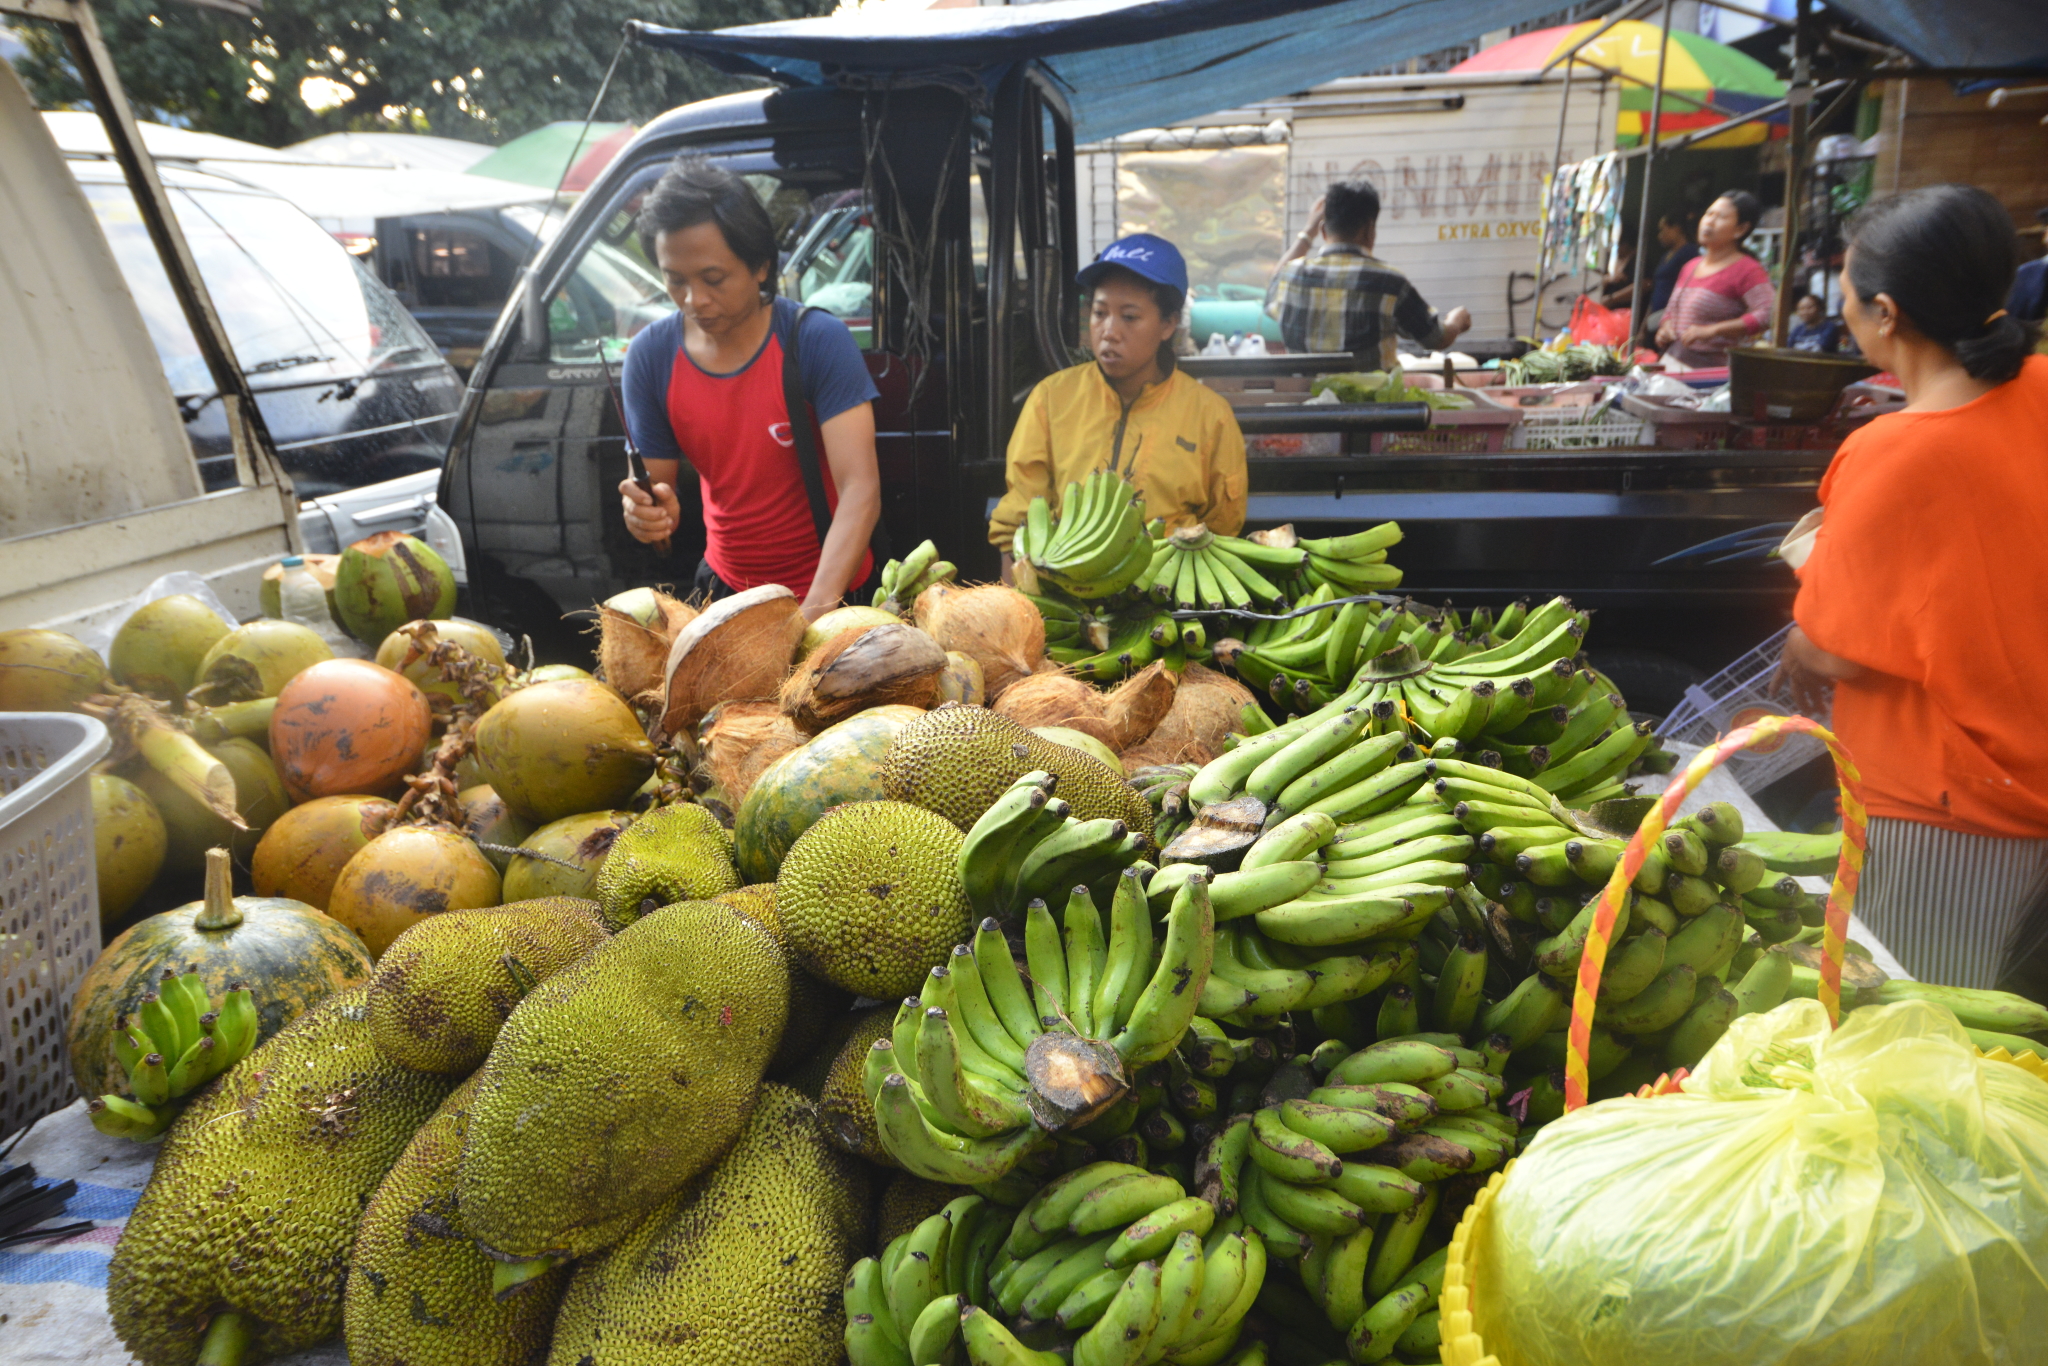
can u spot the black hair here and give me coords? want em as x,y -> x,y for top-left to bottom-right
1713,189 -> 1762,240
1088,265 -> 1185,370
1847,184 -> 2039,383
636,155 -> 778,293
1659,208 -> 1697,239
1324,180 -> 1381,242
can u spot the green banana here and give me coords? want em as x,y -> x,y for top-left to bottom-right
88,1094 -> 172,1141
1096,868 -> 1158,1034
1108,1195 -> 1217,1268
874,1074 -> 1046,1184
1355,1131 -> 1473,1183
1058,1266 -> 1131,1332
1363,1181 -> 1439,1298
1309,1083 -> 1437,1128
1014,1162 -> 1153,1255
1324,809 -> 1463,863
1597,928 -> 1669,1002
1662,827 -> 1710,877
1476,969 -> 1567,1050
1872,980 -> 2048,1036
973,918 -> 1043,1051
1430,932 -> 1488,1033
1256,1169 -> 1369,1236
1074,1260 -> 1164,1366
1325,1040 -> 1457,1088
1663,903 -> 1746,976
1324,832 -> 1474,883
887,1211 -> 950,1332
1596,965 -> 1700,1035
1070,1172 -> 1187,1238
962,1304 -> 1064,1366
962,776 -> 1056,917
1017,1233 -> 1120,1321
1145,1231 -> 1209,1362
1241,811 -> 1339,871
1246,707 -> 1371,806
1114,875 -> 1215,1066
1248,1106 -> 1342,1184
1665,986 -> 1740,1070
1276,1100 -> 1395,1154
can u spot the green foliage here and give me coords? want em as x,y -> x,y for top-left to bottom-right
14,0 -> 827,149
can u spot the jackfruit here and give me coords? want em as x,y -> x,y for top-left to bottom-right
816,1003 -> 898,1166
777,997 -> 874,1099
879,703 -> 1153,836
106,987 -> 457,1366
774,800 -> 972,999
876,1172 -> 972,1250
458,901 -> 789,1263
345,1075 -> 565,1366
593,802 -> 740,929
714,882 -> 853,1075
366,898 -> 611,1073
545,1083 -> 872,1366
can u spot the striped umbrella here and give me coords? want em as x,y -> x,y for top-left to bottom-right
1451,21 -> 1787,147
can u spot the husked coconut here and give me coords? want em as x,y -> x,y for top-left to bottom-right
1103,661 -> 1177,750
1119,664 -> 1257,770
660,584 -> 804,737
916,584 -> 1043,700
993,672 -> 1116,749
597,588 -> 695,703
779,623 -> 947,734
699,700 -> 806,801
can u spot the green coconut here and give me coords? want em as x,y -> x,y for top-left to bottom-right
91,773 -> 167,926
189,620 -> 332,706
472,679 -> 655,826
795,604 -> 902,662
500,810 -> 634,902
458,785 -> 535,875
134,736 -> 289,873
374,617 -> 507,705
334,531 -> 455,645
108,597 -> 229,700
523,664 -> 594,685
0,628 -> 108,711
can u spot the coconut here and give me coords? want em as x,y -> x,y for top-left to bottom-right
259,553 -> 341,619
659,583 -> 804,737
333,531 -> 456,645
500,810 -> 634,902
0,628 -> 109,710
475,679 -> 656,826
1119,664 -> 1259,771
250,794 -> 400,910
699,701 -> 805,805
1032,725 -> 1123,772
780,623 -> 947,735
327,825 -> 501,957
992,671 -> 1116,749
108,596 -> 229,700
1104,661 -> 1178,750
796,604 -> 901,662
91,773 -> 165,925
597,589 -> 695,702
189,620 -> 333,705
917,583 -> 1044,701
524,664 -> 594,685
134,737 -> 289,872
374,618 -> 508,706
270,659 -> 433,803
937,651 -> 985,707
457,784 -> 535,874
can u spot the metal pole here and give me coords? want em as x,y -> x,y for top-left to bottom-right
1627,0 -> 1675,346
1545,60 -> 1577,287
1771,0 -> 1815,347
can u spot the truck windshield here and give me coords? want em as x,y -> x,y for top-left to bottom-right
76,176 -> 441,398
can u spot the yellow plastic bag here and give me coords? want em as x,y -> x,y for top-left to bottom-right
1476,999 -> 2048,1365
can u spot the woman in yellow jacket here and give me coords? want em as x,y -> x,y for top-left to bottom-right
991,235 -> 1248,577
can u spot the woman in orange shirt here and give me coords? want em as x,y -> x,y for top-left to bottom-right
1780,184 -> 2048,990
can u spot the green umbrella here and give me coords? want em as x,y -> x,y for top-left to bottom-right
466,122 -> 633,189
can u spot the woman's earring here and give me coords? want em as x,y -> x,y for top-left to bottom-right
760,287 -> 773,305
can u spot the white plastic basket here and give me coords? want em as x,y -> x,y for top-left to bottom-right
0,713 -> 109,1136
1502,382 -> 1650,450
1656,625 -> 1830,793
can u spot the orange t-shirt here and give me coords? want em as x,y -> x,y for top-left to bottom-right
1793,354 -> 2048,837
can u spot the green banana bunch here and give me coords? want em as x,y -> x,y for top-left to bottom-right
89,972 -> 259,1141
958,772 -> 1154,921
1047,611 -> 1186,682
1294,523 -> 1406,597
1020,471 -> 1153,600
867,871 -> 1216,1184
1146,525 -> 1295,611
874,538 -> 957,613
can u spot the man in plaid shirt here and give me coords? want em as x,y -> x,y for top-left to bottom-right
1265,179 -> 1471,366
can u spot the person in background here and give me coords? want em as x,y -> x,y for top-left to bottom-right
1787,293 -> 1842,352
989,234 -> 1246,575
618,156 -> 880,620
1656,191 -> 1774,369
1777,183 -> 2048,990
1639,208 -> 1700,345
1264,181 -> 1471,366
2008,207 -> 2048,323
1597,232 -> 1640,311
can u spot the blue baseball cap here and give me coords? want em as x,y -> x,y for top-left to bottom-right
1077,233 -> 1188,296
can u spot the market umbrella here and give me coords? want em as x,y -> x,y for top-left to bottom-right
466,121 -> 634,188
1451,21 -> 1787,147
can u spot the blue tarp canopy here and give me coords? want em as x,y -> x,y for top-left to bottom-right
631,0 -> 2048,144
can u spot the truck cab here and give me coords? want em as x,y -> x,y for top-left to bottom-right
442,71 -> 1818,703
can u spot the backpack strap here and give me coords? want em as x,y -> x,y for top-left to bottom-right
775,299 -> 890,566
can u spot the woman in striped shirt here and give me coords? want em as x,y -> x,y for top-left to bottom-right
1655,191 -> 1775,369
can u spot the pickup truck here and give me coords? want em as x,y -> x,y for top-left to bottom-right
438,74 -> 1816,711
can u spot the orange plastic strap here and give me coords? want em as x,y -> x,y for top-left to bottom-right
1563,714 -> 1866,1112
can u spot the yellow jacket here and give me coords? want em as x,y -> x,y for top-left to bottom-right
988,361 -> 1247,548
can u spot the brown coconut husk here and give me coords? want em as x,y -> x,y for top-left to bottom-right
660,584 -> 804,738
994,671 -> 1117,749
698,700 -> 805,803
1119,664 -> 1257,771
779,623 -> 948,735
1103,661 -> 1178,750
918,583 -> 1043,701
598,590 -> 693,704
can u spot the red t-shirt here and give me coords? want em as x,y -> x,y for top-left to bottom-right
1793,355 -> 2048,837
622,300 -> 877,593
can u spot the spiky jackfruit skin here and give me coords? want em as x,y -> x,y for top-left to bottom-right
715,882 -> 855,1075
878,704 -> 1154,837
545,1084 -> 872,1366
366,898 -> 610,1073
815,1004 -> 898,1167
458,901 -> 789,1262
345,1075 -> 565,1366
876,1172 -> 972,1251
593,803 -> 740,928
774,800 -> 972,999
107,987 -> 456,1366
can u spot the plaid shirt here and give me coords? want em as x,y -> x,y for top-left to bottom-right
1264,245 -> 1447,367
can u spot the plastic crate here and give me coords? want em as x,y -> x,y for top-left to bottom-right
1369,389 -> 1519,454
1502,384 -> 1649,450
1617,392 -> 1733,450
1,712 -> 109,1136
1656,625 -> 1829,793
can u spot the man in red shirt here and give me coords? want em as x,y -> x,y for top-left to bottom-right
618,157 -> 880,619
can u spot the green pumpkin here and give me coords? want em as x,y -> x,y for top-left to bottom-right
733,705 -> 924,884
67,848 -> 374,1101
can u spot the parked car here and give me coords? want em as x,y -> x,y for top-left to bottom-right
69,157 -> 464,499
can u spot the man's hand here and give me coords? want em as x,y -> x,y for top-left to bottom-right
619,475 -> 679,544
1441,306 -> 1472,343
